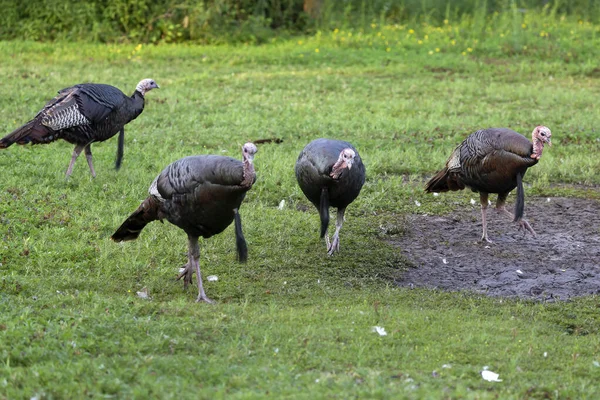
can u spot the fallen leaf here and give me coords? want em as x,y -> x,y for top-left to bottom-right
372,326 -> 387,336
481,370 -> 502,382
136,287 -> 150,300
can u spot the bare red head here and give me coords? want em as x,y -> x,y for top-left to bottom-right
330,148 -> 356,179
531,126 -> 552,160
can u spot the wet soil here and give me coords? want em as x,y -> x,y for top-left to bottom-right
389,197 -> 600,301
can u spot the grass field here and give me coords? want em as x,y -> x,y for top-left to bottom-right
1,18 -> 600,398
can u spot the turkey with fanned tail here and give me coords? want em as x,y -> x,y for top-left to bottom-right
111,143 -> 258,304
425,126 -> 552,242
1,79 -> 159,177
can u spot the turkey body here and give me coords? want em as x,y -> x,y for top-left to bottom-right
153,155 -> 254,239
425,127 -> 551,242
1,79 -> 158,177
112,143 -> 257,303
295,138 -> 366,254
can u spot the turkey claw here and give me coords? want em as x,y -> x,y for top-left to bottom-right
517,219 -> 537,237
176,263 -> 194,288
196,294 -> 215,304
327,234 -> 340,255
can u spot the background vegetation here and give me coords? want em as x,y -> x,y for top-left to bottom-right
1,0 -> 600,398
4,0 -> 600,44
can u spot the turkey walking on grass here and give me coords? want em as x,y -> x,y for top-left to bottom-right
0,79 -> 159,177
111,143 -> 258,303
425,126 -> 552,242
295,139 -> 366,255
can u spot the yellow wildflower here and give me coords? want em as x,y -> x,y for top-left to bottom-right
418,40 -> 423,45
443,19 -> 449,25
408,29 -> 415,34
461,52 -> 466,56
522,23 -> 527,29
435,48 -> 440,52
315,48 -> 319,53
428,50 -> 434,55
467,47 -> 473,52
386,47 -> 391,52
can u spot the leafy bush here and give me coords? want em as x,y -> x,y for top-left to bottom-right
1,0 -> 600,44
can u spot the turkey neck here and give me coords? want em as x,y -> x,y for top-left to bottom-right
532,135 -> 544,158
241,158 -> 255,188
130,90 -> 145,109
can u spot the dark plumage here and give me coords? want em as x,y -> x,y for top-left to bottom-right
1,78 -> 159,177
295,138 -> 366,255
425,126 -> 552,242
111,143 -> 258,303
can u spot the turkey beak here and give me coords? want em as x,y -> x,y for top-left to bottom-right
155,83 -> 160,89
346,158 -> 354,170
547,138 -> 551,146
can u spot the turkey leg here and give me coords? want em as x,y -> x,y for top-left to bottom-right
84,145 -> 97,178
327,208 -> 346,255
176,236 -> 214,303
479,193 -> 492,243
65,144 -> 85,178
495,194 -> 536,237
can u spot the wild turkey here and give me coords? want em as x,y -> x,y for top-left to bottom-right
295,138 -> 366,255
111,142 -> 258,303
0,79 -> 159,177
425,126 -> 552,242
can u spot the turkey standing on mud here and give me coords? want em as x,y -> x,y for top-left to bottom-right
0,79 -> 159,177
425,126 -> 552,242
295,138 -> 366,255
111,143 -> 258,303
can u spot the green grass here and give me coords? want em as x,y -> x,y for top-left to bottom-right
1,25 -> 600,398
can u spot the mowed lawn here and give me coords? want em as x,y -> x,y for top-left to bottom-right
1,39 -> 600,398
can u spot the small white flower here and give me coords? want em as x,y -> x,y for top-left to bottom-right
442,258 -> 448,264
481,370 -> 502,382
593,360 -> 600,367
547,198 -> 551,202
442,364 -> 452,369
433,192 -> 439,196
372,326 -> 387,336
488,200 -> 492,205
544,352 -> 548,358
414,200 -> 421,207
278,200 -> 286,210
274,348 -> 279,354
207,275 -> 218,282
470,198 -> 476,205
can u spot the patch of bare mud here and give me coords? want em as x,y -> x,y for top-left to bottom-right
390,197 -> 600,301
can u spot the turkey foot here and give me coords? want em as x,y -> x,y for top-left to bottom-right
176,262 -> 194,288
517,219 -> 537,237
327,233 -> 340,255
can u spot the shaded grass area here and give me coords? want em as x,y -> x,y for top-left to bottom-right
1,38 -> 600,397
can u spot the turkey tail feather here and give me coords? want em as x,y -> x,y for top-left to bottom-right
0,120 -> 45,148
514,172 -> 525,222
111,197 -> 160,242
234,209 -> 248,263
425,168 -> 450,192
319,187 -> 330,238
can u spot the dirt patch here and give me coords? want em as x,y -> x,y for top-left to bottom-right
390,197 -> 600,301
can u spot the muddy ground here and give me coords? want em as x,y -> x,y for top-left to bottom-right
390,197 -> 600,301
